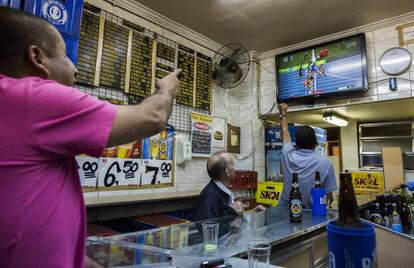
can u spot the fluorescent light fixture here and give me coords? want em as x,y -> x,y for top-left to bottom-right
323,114 -> 349,127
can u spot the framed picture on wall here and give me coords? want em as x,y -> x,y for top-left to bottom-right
227,124 -> 240,154
397,22 -> 414,46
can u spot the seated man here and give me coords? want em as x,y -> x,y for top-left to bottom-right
277,103 -> 337,209
193,151 -> 244,221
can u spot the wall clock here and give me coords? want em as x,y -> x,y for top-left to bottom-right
379,47 -> 412,76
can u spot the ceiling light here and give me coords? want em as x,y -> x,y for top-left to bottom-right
323,113 -> 349,127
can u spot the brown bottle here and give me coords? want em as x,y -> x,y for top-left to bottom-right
315,171 -> 322,189
337,172 -> 363,228
289,173 -> 302,223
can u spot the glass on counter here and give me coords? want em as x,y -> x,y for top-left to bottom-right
247,242 -> 271,268
202,221 -> 219,252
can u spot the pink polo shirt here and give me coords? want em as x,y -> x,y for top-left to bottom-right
0,75 -> 117,267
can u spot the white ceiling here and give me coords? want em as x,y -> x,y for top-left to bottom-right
133,0 -> 414,53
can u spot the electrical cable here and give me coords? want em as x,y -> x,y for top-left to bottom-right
214,88 -> 239,121
234,101 -> 277,160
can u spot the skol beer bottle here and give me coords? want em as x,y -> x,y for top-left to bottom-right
337,172 -> 363,228
289,173 -> 302,223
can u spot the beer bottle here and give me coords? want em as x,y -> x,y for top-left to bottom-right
315,171 -> 322,189
289,173 -> 302,223
390,201 -> 402,233
369,202 -> 385,226
336,172 -> 363,228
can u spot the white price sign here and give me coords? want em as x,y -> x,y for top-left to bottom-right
141,159 -> 173,185
98,158 -> 141,188
76,156 -> 99,188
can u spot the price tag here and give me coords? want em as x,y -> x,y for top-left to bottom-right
141,159 -> 173,185
98,158 -> 141,188
76,156 -> 99,188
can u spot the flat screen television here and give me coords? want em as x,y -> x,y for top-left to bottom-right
276,33 -> 368,103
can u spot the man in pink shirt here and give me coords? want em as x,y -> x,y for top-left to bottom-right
0,7 -> 180,268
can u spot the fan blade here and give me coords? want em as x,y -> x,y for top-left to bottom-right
233,67 -> 243,83
230,48 -> 242,60
219,57 -> 230,67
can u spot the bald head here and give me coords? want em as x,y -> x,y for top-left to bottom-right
207,151 -> 235,181
0,7 -> 59,75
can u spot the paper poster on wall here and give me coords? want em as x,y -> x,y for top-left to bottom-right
97,157 -> 142,191
191,113 -> 212,157
101,140 -> 142,159
141,125 -> 175,186
227,124 -> 240,154
76,156 -> 99,193
212,117 -> 226,148
397,22 -> 414,46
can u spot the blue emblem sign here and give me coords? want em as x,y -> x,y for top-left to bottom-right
41,0 -> 68,26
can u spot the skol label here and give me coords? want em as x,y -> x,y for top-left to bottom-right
256,182 -> 284,206
351,172 -> 384,194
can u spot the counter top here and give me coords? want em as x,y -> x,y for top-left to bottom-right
170,207 -> 335,260
87,206 -> 335,267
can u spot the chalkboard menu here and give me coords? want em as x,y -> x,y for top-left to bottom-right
100,20 -> 128,90
155,69 -> 169,80
129,33 -> 153,97
177,46 -> 195,107
156,43 -> 175,62
191,113 -> 212,157
76,11 -> 99,85
128,95 -> 143,105
155,62 -> 174,80
105,98 -> 126,105
76,4 -> 214,113
195,54 -> 212,111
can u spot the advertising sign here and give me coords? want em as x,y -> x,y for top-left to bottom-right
191,113 -> 212,157
256,181 -> 284,206
351,171 -> 384,194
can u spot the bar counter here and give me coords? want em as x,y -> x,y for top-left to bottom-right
87,206 -> 336,267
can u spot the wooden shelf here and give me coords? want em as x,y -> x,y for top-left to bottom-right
84,190 -> 201,208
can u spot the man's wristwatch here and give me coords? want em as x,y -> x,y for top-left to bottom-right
279,114 -> 286,120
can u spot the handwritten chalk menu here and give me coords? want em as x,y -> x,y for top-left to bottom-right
177,45 -> 195,107
128,95 -> 142,105
191,113 -> 212,157
76,11 -> 99,85
76,4 -> 214,113
156,43 -> 175,62
129,33 -> 153,97
195,53 -> 212,111
100,20 -> 128,90
155,62 -> 174,80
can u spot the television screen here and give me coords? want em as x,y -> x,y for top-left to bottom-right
276,33 -> 368,103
